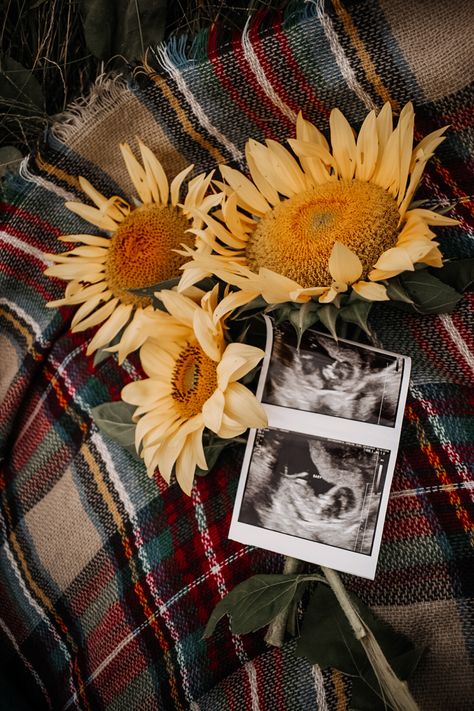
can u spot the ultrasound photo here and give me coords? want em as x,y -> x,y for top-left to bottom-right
263,325 -> 404,427
239,428 -> 389,555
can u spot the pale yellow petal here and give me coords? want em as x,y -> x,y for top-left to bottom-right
65,202 -> 118,232
120,142 -> 151,204
375,102 -> 393,157
140,341 -> 178,378
157,416 -> 203,482
58,234 -> 111,247
71,298 -> 119,332
44,261 -> 105,280
216,413 -> 247,439
329,108 -> 356,180
212,288 -> 261,324
266,139 -> 308,194
202,388 -> 225,433
246,141 -> 280,206
193,309 -> 222,362
406,208 -> 459,227
223,382 -> 267,428
217,343 -> 265,390
328,241 -> 362,284
396,102 -> 415,204
156,289 -> 198,327
419,245 -> 443,267
86,302 -> 133,354
70,293 -> 106,328
258,268 -> 302,304
355,110 -> 378,182
373,247 -> 415,272
138,139 -> 169,205
170,164 -> 194,206
352,281 -> 389,301
220,164 -> 270,216
296,111 -> 329,151
122,379 -> 170,407
47,281 -> 109,308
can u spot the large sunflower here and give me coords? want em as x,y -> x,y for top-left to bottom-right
121,287 -> 267,494
178,103 -> 458,315
45,140 -> 219,362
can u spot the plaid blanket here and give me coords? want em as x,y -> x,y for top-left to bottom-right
1,1 -> 473,708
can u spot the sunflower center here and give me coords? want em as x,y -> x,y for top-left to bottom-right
105,204 -> 193,306
245,180 -> 400,287
171,344 -> 218,418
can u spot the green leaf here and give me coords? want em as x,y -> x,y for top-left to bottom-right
318,303 -> 339,338
385,277 -> 415,304
203,574 -> 309,638
0,55 -> 45,111
80,0 -> 167,61
397,270 -> 462,314
429,258 -> 474,293
288,301 -> 320,347
296,585 -> 423,708
339,300 -> 373,337
350,647 -> 424,711
129,276 -> 181,300
91,401 -> 139,458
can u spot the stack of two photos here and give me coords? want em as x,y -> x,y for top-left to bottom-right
230,317 -> 411,579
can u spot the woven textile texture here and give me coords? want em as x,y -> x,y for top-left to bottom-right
1,0 -> 473,708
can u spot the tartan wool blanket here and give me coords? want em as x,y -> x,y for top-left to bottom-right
1,0 -> 473,709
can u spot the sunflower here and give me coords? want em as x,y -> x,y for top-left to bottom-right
178,103 -> 458,316
44,140 -> 220,363
121,287 -> 267,494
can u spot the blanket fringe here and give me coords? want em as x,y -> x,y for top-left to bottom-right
150,0 -> 317,73
49,73 -> 129,145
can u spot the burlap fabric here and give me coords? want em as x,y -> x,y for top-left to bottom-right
1,1 -> 473,708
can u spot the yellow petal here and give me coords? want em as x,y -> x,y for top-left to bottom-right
355,110 -> 378,182
70,293 -> 106,329
216,413 -> 247,439
223,382 -> 267,428
212,288 -> 260,324
373,247 -> 414,272
396,102 -> 415,203
220,164 -> 270,216
157,289 -> 198,327
193,309 -> 222,362
65,202 -> 118,232
328,242 -> 362,284
406,208 -> 459,227
120,142 -> 151,204
169,164 -> 194,207
157,416 -> 203,482
419,245 -> 444,267
86,302 -> 133,354
217,343 -> 265,390
202,388 -> 225,433
265,139 -> 308,194
352,281 -> 389,301
58,234 -> 111,247
330,108 -> 356,180
71,298 -> 119,332
246,141 -> 280,206
375,102 -> 393,156
47,281 -> 109,307
296,111 -> 329,151
138,139 -> 169,205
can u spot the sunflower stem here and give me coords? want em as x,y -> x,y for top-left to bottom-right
321,567 -> 420,711
265,556 -> 304,646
